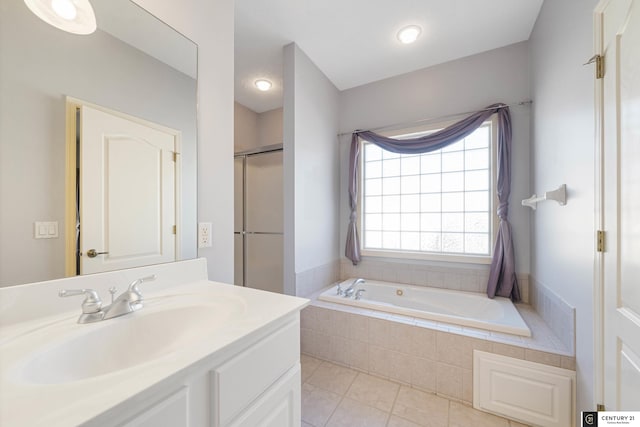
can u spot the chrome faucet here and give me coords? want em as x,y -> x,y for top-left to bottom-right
343,278 -> 365,298
355,289 -> 366,300
59,275 -> 156,324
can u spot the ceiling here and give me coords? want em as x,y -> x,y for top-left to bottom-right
235,0 -> 544,113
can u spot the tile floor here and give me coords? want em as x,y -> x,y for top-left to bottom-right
301,354 -> 529,427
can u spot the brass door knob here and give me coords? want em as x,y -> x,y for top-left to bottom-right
86,249 -> 109,258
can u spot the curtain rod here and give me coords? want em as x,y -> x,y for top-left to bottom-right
337,100 -> 532,138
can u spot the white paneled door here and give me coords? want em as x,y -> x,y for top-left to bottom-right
80,105 -> 178,274
597,0 -> 640,410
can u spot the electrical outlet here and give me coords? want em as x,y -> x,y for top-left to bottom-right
198,222 -> 212,248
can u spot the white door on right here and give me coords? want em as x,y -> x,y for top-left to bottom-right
598,0 -> 640,410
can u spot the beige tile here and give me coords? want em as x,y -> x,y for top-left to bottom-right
462,368 -> 473,403
492,342 -> 525,359
346,372 -> 399,412
524,349 -> 561,367
369,345 -> 391,378
315,332 -> 332,361
392,386 -> 449,427
509,421 -> 531,427
436,332 -> 467,368
307,361 -> 358,395
435,362 -> 463,400
301,328 -> 316,356
330,335 -> 350,366
348,339 -> 369,371
410,356 -> 436,392
316,307 -> 334,335
301,306 -> 319,331
388,320 -> 413,351
410,325 -> 436,360
348,313 -> 369,342
332,309 -> 351,339
389,351 -> 413,384
448,401 -> 509,427
301,354 -> 323,382
369,317 -> 391,348
301,382 -> 342,427
325,397 -> 388,427
561,356 -> 576,370
387,415 -> 423,427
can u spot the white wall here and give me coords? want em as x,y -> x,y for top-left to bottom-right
529,0 -> 598,416
132,0 -> 235,284
283,43 -> 340,295
338,42 -> 531,276
234,102 -> 259,152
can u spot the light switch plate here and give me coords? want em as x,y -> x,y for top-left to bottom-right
34,221 -> 58,239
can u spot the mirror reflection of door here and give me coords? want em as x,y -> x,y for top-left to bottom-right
67,100 -> 181,275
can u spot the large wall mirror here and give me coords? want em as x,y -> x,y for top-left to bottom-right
0,0 -> 198,287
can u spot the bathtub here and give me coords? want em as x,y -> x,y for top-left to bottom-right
318,278 -> 531,337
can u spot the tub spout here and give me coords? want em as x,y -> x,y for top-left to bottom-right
344,278 -> 365,298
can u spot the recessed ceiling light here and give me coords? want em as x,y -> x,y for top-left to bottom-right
397,25 -> 422,44
23,0 -> 97,35
254,79 -> 272,91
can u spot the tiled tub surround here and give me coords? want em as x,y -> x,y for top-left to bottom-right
340,258 -> 531,304
301,292 -> 575,405
530,276 -> 576,355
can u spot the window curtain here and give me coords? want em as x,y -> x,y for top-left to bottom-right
345,103 -> 520,301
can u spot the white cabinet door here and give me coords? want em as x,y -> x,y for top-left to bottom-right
119,388 -> 188,427
228,366 -> 301,427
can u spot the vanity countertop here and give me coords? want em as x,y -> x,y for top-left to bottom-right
0,279 -> 309,427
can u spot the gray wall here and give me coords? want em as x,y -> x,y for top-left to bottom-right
529,0 -> 599,416
0,0 -> 197,286
234,102 -> 283,152
338,42 -> 531,275
283,43 -> 341,295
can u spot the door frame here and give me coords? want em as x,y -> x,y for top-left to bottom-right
593,0 -> 605,409
64,97 -> 182,276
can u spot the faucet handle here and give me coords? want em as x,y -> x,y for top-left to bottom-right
336,283 -> 344,296
355,289 -> 366,300
127,274 -> 157,294
59,289 -> 103,314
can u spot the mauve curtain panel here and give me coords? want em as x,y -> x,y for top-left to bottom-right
345,103 -> 520,301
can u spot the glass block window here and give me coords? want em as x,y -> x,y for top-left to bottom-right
361,122 -> 494,260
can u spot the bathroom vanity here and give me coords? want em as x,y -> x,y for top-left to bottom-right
0,259 -> 308,426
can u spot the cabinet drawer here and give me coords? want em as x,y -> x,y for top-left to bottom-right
119,387 -> 188,427
228,365 -> 301,427
213,319 -> 300,426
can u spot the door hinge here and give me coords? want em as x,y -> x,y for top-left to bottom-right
597,230 -> 605,252
172,152 -> 179,162
597,403 -> 606,411
585,54 -> 604,79
172,225 -> 176,235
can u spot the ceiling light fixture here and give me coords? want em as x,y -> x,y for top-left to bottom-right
397,25 -> 422,44
23,0 -> 97,35
254,79 -> 272,91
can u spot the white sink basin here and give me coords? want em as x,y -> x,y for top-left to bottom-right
6,296 -> 244,385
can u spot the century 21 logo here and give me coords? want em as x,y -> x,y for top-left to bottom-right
583,412 -> 598,426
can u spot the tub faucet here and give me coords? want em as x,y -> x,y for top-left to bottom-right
355,289 -> 366,300
344,278 -> 365,298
